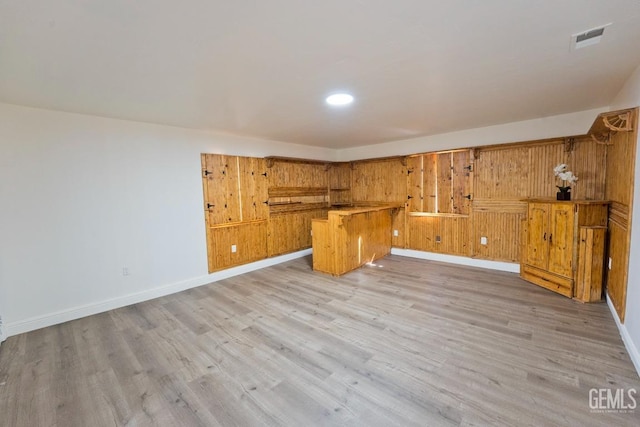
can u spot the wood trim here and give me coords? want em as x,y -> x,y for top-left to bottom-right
268,187 -> 328,197
472,199 -> 527,214
209,219 -> 267,229
521,264 -> 573,297
588,107 -> 636,136
349,155 -> 408,166
407,212 -> 470,218
609,201 -> 629,229
269,203 -> 329,214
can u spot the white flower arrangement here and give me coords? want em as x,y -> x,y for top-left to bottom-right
554,163 -> 578,192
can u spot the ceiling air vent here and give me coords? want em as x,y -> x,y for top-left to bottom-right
571,24 -> 611,50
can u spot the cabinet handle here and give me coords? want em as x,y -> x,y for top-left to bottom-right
549,234 -> 553,244
543,232 -> 546,241
206,203 -> 215,209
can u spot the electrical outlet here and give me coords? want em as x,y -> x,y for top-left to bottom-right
393,230 -> 399,237
122,267 -> 130,276
480,236 -> 488,245
608,257 -> 612,270
231,244 -> 237,253
435,235 -> 441,243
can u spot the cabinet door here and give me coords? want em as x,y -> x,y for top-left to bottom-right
407,156 -> 423,212
202,154 -> 241,224
526,203 -> 549,269
451,150 -> 471,215
238,156 -> 269,221
548,203 -> 575,278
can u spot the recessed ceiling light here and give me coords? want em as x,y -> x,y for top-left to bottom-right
326,93 -> 354,106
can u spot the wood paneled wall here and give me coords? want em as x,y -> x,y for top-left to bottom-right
206,222 -> 268,272
407,215 -> 470,256
601,108 -> 639,321
202,155 -> 329,272
268,159 -> 328,188
329,162 -> 352,206
386,136 -> 610,262
267,209 -> 327,257
351,157 -> 407,203
471,202 -> 525,262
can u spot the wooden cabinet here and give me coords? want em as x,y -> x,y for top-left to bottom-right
521,200 -> 608,300
202,154 -> 269,224
575,227 -> 607,302
201,154 -> 269,272
407,150 -> 472,214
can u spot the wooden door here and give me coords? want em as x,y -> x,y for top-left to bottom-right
238,156 -> 269,221
526,203 -> 549,269
437,153 -> 452,213
548,203 -> 575,278
202,154 -> 241,224
451,150 -> 471,214
422,154 -> 438,212
407,156 -> 423,212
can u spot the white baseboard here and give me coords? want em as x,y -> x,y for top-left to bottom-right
391,248 -> 521,273
606,295 -> 640,377
4,249 -> 312,339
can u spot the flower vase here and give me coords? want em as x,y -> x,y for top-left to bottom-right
556,190 -> 571,201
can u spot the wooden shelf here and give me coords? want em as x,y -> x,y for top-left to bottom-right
265,156 -> 329,168
408,212 -> 469,218
269,187 -> 328,197
269,202 -> 329,214
209,219 -> 267,229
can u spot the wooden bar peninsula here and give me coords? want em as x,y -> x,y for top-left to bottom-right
312,204 -> 401,276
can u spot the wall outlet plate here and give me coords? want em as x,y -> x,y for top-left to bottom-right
480,236 -> 488,245
231,244 -> 237,253
393,230 -> 399,237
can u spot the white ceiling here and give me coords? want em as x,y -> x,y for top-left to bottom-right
1,1 -> 640,149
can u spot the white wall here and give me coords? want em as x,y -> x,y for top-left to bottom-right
0,103 -> 334,337
336,108 -> 605,161
609,63 -> 640,373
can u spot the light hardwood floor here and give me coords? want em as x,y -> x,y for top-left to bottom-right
1,255 -> 639,426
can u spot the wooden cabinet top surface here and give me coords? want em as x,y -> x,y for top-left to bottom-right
524,199 -> 610,205
327,203 -> 403,216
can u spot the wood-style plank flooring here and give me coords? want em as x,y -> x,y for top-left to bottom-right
1,255 -> 639,426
